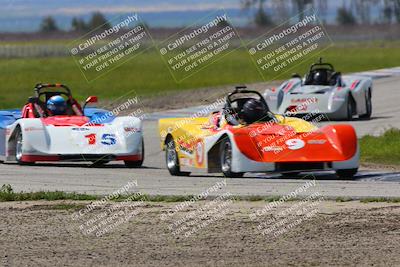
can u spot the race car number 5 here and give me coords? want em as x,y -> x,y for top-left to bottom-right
84,133 -> 117,146
285,139 -> 305,150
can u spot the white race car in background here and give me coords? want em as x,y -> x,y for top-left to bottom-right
264,58 -> 373,120
0,83 -> 144,167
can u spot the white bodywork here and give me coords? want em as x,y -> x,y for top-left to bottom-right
1,116 -> 143,162
263,75 -> 373,120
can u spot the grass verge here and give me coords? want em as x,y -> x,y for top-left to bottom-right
360,128 -> 400,166
1,41 -> 400,108
2,184 -> 400,204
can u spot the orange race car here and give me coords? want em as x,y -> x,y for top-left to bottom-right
159,86 -> 359,179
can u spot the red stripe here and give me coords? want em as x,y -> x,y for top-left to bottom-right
21,155 -> 60,162
283,82 -> 294,93
350,80 -> 359,90
115,155 -> 142,161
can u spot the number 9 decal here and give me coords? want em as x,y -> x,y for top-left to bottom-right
285,139 -> 305,150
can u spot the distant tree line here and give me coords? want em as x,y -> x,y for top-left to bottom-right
40,12 -> 112,33
241,0 -> 400,26
40,1 -> 400,33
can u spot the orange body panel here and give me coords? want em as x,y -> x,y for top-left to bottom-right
233,124 -> 357,163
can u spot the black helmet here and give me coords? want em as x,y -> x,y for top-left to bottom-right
313,70 -> 327,85
240,99 -> 268,124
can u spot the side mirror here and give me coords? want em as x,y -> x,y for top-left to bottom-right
83,96 -> 98,110
291,73 -> 301,79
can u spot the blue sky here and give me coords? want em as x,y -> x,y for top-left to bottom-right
0,0 -> 240,17
0,0 -> 385,32
0,0 -> 247,31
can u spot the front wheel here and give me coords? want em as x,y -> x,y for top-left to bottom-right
220,138 -> 244,178
15,128 -> 32,165
165,137 -> 188,176
336,168 -> 358,180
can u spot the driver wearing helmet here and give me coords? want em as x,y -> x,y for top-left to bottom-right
46,95 -> 67,116
312,70 -> 328,85
239,98 -> 269,124
212,98 -> 270,129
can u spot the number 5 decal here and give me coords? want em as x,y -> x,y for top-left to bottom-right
101,134 -> 117,145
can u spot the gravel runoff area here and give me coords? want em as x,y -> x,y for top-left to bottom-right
1,200 -> 399,267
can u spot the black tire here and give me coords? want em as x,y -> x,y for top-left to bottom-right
359,90 -> 372,119
165,136 -> 188,176
336,168 -> 358,180
124,139 -> 144,168
15,128 -> 32,165
345,95 -> 354,121
220,137 -> 244,178
281,172 -> 301,178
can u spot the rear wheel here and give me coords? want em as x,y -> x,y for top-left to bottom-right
220,137 -> 244,178
345,95 -> 354,121
165,136 -> 188,176
360,90 -> 372,119
336,168 -> 358,180
124,139 -> 144,168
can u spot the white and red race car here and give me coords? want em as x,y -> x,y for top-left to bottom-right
0,83 -> 144,167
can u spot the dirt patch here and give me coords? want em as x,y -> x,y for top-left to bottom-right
0,200 -> 399,266
361,162 -> 400,172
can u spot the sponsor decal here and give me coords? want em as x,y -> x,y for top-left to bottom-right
72,127 -> 90,131
24,127 -> 43,132
124,127 -> 140,133
263,146 -> 284,152
307,140 -> 326,145
180,158 -> 193,166
195,141 -> 204,166
178,144 -> 194,155
291,97 -> 318,104
285,139 -> 305,150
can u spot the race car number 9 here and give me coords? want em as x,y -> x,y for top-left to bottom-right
285,139 -> 305,150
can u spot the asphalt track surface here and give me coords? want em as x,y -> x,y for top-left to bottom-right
1,76 -> 400,198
